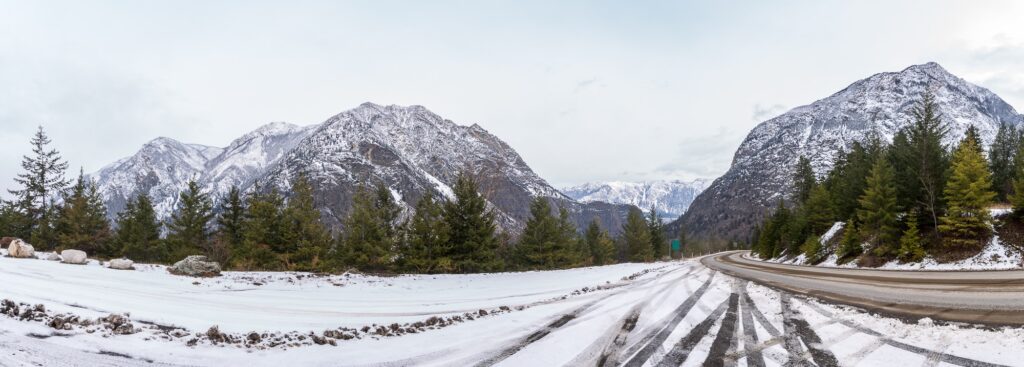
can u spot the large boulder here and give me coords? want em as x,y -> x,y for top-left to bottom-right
7,239 -> 35,258
60,249 -> 88,265
168,255 -> 221,277
108,259 -> 135,270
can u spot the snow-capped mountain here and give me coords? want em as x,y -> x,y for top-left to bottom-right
562,179 -> 711,221
674,62 -> 1024,242
91,103 -> 636,235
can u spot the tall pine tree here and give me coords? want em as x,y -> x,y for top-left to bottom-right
646,206 -> 667,259
989,123 -> 1018,201
398,191 -> 451,273
165,180 -> 214,260
9,127 -> 69,249
793,156 -> 816,204
939,133 -> 996,250
622,208 -> 652,262
216,186 -> 246,252
856,155 -> 900,257
114,193 -> 164,262
443,172 -> 502,272
584,219 -> 616,265
55,170 -> 111,255
906,93 -> 949,233
281,175 -> 331,271
339,183 -> 397,272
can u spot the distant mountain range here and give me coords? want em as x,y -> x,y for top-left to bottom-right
90,103 -> 636,235
562,179 -> 710,222
675,62 -> 1024,242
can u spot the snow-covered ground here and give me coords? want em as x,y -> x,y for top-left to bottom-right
1,254 -> 1022,366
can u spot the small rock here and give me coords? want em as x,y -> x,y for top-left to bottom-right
169,255 -> 222,277
60,249 -> 88,265
108,258 -> 135,270
918,317 -> 934,326
7,239 -> 35,258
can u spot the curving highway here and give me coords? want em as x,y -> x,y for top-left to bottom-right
702,251 -> 1024,325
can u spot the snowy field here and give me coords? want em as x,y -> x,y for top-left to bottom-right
1,255 -> 1022,366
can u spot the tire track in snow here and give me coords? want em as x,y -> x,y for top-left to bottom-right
703,293 -> 739,366
620,271 -> 717,367
799,301 -> 1009,367
781,293 -> 839,367
653,295 -> 730,366
739,281 -> 767,367
471,264 -> 696,367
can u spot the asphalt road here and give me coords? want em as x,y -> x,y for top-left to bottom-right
701,251 -> 1024,325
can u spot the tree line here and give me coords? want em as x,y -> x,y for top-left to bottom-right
753,93 -> 1023,264
0,127 -> 681,273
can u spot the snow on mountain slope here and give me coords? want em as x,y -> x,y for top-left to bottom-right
257,102 -> 631,233
675,62 -> 1024,242
91,138 -> 224,220
91,103 -> 635,234
562,179 -> 711,221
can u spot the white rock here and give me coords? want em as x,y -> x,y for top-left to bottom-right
169,255 -> 221,277
7,239 -> 35,258
108,259 -> 135,270
60,249 -> 88,265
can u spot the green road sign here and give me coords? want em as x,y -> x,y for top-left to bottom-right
671,239 -> 681,251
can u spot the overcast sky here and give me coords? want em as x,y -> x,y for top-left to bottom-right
1,1 -> 1023,194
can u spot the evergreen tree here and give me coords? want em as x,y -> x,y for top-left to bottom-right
754,200 -> 793,259
939,133 -> 996,250
0,201 -> 31,240
443,172 -> 502,272
793,156 -> 816,204
906,93 -> 949,232
856,155 -> 900,257
801,184 -> 835,236
216,186 -> 246,251
897,211 -> 926,263
1011,140 -> 1024,217
165,180 -> 214,261
646,206 -> 667,259
622,208 -> 653,262
989,123 -> 1018,201
824,142 -> 877,220
584,219 -> 616,265
8,127 -> 69,249
339,184 -> 397,272
399,191 -> 451,273
114,193 -> 164,262
800,236 -> 822,263
55,170 -> 111,255
281,175 -> 331,271
836,219 -> 861,260
235,184 -> 286,270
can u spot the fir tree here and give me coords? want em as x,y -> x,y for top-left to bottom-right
836,219 -> 861,260
793,156 -> 816,204
622,208 -> 652,262
9,127 -> 69,249
517,198 -> 561,269
230,183 -> 286,270
906,93 -> 949,233
281,174 -> 331,271
800,236 -> 822,263
856,155 -> 900,257
0,201 -> 31,240
1011,140 -> 1024,217
114,193 -> 164,262
399,191 -> 451,273
897,211 -> 926,263
989,123 -> 1018,201
646,206 -> 667,259
339,184 -> 396,272
801,184 -> 835,236
216,186 -> 246,251
584,219 -> 616,265
55,170 -> 111,255
939,133 -> 996,250
442,172 -> 502,272
165,180 -> 214,260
